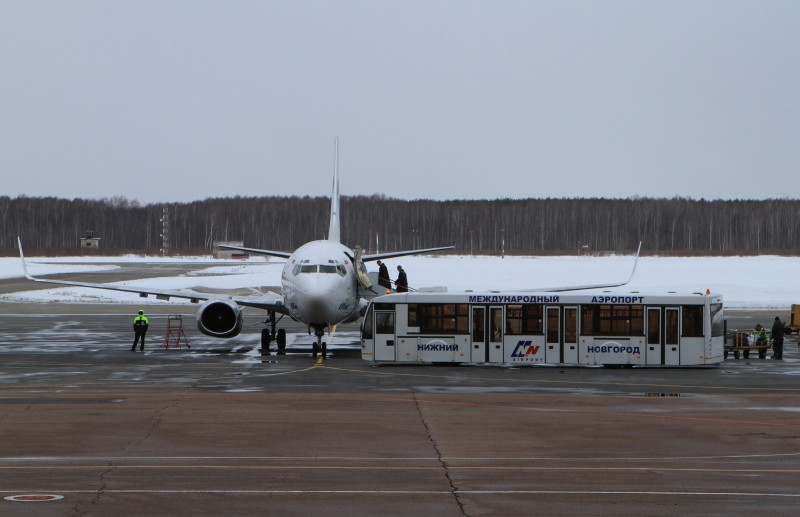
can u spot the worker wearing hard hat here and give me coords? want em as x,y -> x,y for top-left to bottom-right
131,310 -> 149,352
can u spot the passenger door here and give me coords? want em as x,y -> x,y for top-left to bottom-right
563,306 -> 578,363
471,306 -> 504,363
374,310 -> 396,361
646,308 -> 663,365
664,307 -> 680,365
545,306 -> 561,363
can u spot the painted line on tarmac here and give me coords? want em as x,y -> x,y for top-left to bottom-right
3,451 -> 800,462
2,465 -> 800,474
0,489 -> 799,498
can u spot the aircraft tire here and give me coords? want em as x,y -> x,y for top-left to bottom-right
322,342 -> 327,358
277,329 -> 287,351
312,342 -> 319,359
261,329 -> 271,346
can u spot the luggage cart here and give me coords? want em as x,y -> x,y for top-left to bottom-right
724,330 -> 770,359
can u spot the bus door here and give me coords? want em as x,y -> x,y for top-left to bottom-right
374,310 -> 396,361
646,307 -> 663,365
563,306 -> 578,363
488,306 -> 504,362
471,306 -> 486,362
664,307 -> 680,365
471,306 -> 504,363
545,306 -> 561,363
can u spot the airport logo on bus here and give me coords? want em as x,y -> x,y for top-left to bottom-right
511,340 -> 541,361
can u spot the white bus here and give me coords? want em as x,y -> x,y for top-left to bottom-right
361,291 -> 724,367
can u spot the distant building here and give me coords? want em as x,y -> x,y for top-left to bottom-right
213,241 -> 249,260
80,230 -> 101,250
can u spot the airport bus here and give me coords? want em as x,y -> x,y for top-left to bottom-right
361,291 -> 724,366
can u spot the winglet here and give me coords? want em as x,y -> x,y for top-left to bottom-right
17,237 -> 34,280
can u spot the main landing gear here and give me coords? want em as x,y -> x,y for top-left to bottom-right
260,311 -> 286,355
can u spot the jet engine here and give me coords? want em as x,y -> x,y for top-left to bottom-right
196,299 -> 244,338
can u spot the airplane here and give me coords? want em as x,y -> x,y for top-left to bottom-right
17,139 -> 454,357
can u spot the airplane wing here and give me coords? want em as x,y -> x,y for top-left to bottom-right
217,245 -> 291,259
17,238 -> 289,314
363,246 -> 455,262
521,242 -> 642,293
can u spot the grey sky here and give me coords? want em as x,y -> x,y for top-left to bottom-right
2,1 -> 798,203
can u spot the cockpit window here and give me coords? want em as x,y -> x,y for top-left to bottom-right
300,265 -> 317,273
292,265 -> 301,276
319,265 -> 338,274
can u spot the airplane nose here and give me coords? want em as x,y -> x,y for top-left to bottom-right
307,297 -> 330,323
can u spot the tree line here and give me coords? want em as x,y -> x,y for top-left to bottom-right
2,195 -> 799,256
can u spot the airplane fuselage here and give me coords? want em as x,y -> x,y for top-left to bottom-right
281,239 -> 362,329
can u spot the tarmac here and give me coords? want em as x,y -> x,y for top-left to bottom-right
1,268 -> 799,516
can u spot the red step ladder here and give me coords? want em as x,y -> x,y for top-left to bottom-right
161,315 -> 190,349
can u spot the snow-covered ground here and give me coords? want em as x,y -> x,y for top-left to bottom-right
1,253 -> 797,310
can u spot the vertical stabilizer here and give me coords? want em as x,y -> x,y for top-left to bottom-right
327,136 -> 341,243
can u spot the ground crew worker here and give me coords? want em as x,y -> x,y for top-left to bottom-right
754,324 -> 766,346
131,310 -> 149,352
771,316 -> 785,360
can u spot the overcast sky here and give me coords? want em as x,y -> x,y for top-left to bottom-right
2,1 -> 799,204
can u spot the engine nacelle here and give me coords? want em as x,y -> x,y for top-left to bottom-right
196,299 -> 244,338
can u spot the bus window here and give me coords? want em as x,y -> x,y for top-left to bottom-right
472,307 -> 485,342
507,304 -> 543,335
581,306 -> 595,335
582,305 -> 644,336
409,304 -> 469,334
710,303 -> 724,337
362,304 -> 374,340
547,308 -> 559,343
490,307 -> 503,342
564,307 -> 577,344
682,306 -> 704,337
506,305 -> 522,335
665,309 -> 679,345
647,308 -> 660,344
524,305 -> 543,334
376,312 -> 395,334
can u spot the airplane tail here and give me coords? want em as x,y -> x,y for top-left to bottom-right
327,136 -> 341,243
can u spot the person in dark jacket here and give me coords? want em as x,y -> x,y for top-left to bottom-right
131,310 -> 149,352
395,265 -> 408,293
771,316 -> 785,360
377,260 -> 391,290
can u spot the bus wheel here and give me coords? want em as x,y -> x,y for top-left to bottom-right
724,349 -> 729,359
734,350 -> 740,359
759,349 -> 767,359
743,350 -> 750,359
